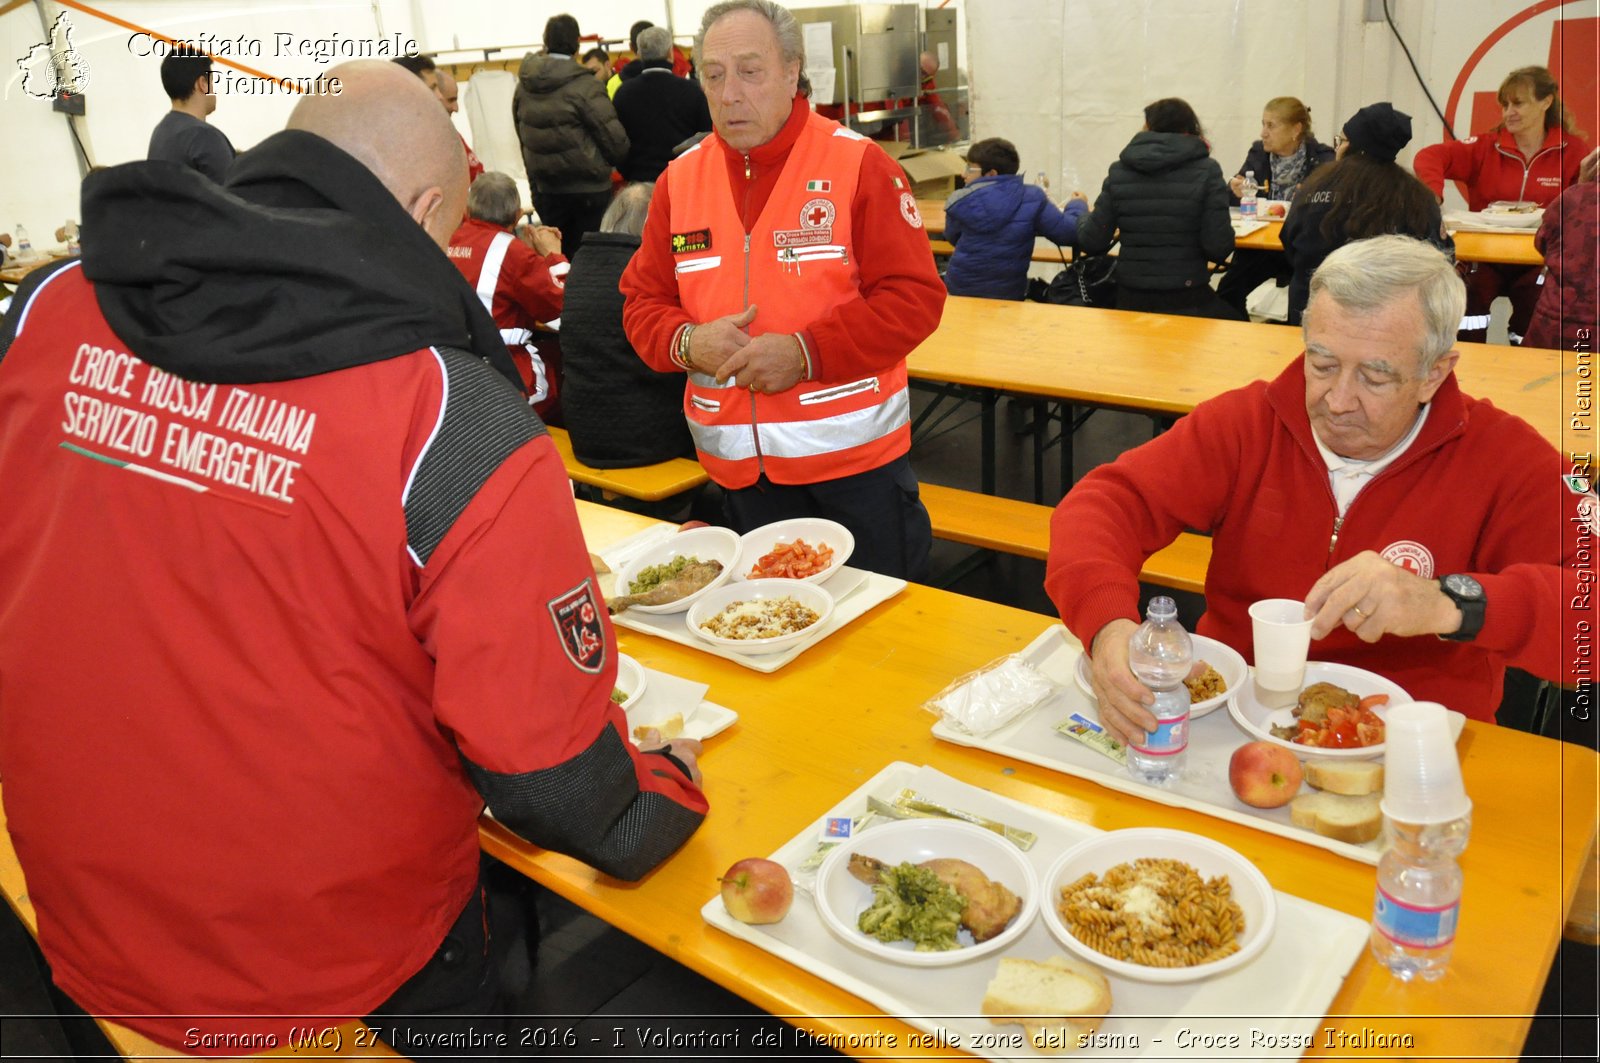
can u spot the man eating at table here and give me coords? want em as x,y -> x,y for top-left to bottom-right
1048,235 -> 1581,745
0,60 -> 706,1052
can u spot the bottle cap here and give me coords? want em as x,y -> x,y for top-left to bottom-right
1381,702 -> 1471,824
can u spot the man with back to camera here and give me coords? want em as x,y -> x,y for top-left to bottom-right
0,60 -> 706,1050
619,0 -> 946,581
448,171 -> 567,417
1047,235 -> 1582,743
514,14 -> 630,261
147,45 -> 234,181
613,25 -> 713,183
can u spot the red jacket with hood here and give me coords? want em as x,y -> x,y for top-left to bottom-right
0,134 -> 705,1050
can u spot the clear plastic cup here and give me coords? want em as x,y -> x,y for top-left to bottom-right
1381,702 -> 1472,824
1248,598 -> 1313,708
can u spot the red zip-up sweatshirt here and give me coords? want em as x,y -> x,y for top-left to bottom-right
1414,125 -> 1587,210
1047,359 -> 1582,722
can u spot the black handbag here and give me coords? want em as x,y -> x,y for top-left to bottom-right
1030,240 -> 1118,307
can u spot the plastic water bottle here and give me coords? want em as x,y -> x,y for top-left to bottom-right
1034,170 -> 1050,192
1370,814 -> 1470,980
14,224 -> 33,259
1124,596 -> 1193,785
1239,171 -> 1259,219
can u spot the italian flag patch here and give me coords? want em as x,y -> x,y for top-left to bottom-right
806,180 -> 831,192
891,177 -> 907,189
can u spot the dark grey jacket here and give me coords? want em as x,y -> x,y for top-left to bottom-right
513,55 -> 630,195
1079,132 -> 1235,292
561,232 -> 694,467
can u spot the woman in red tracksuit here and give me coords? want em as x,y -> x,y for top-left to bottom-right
1413,65 -> 1588,344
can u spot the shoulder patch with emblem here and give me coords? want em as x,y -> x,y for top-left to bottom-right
547,577 -> 606,673
671,229 -> 713,254
899,191 -> 923,229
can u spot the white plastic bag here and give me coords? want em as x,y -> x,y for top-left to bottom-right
923,654 -> 1056,737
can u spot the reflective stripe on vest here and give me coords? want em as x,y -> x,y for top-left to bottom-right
688,386 -> 910,462
476,231 -> 548,404
667,111 -> 909,487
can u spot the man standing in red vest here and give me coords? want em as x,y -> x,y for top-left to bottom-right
620,0 -> 945,580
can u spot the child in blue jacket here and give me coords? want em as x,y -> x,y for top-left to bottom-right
943,138 -> 1088,300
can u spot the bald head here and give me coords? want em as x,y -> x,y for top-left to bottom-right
288,61 -> 466,247
436,69 -> 459,113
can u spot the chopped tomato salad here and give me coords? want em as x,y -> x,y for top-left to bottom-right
1294,695 -> 1388,749
748,539 -> 834,579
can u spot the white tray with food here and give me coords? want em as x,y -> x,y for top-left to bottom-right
702,762 -> 1369,1061
931,626 -> 1466,865
1445,207 -> 1544,233
613,564 -> 904,673
614,654 -> 738,743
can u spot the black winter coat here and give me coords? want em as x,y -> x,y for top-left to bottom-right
561,232 -> 695,467
613,63 -> 712,183
1079,132 -> 1235,292
513,55 -> 630,195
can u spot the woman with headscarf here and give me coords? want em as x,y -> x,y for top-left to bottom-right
1414,65 -> 1588,342
1280,103 -> 1451,326
1218,96 -> 1336,316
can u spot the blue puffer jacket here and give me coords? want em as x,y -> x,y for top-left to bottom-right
943,174 -> 1087,300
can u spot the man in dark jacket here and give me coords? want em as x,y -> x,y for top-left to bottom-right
1079,97 -> 1239,319
613,26 -> 712,182
943,136 -> 1087,300
514,14 -> 630,259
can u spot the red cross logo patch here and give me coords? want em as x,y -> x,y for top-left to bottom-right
547,577 -> 607,673
800,197 -> 835,229
1380,540 -> 1435,580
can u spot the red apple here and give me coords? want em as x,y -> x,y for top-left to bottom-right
1229,741 -> 1304,808
719,857 -> 794,924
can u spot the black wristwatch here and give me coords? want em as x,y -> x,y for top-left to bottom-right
1438,574 -> 1486,642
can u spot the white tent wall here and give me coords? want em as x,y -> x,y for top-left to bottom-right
3,1 -> 1586,247
966,0 -> 1592,207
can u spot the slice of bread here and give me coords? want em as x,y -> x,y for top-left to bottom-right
1304,758 -> 1384,796
1290,791 -> 1383,844
631,713 -> 685,742
982,956 -> 1112,1054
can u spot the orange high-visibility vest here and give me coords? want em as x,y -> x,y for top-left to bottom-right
668,111 -> 910,487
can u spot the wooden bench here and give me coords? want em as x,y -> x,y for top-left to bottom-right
1,795 -> 400,1060
919,482 -> 1211,595
545,425 -> 708,503
928,239 -> 1068,264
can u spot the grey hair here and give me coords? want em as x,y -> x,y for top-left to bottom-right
465,171 -> 521,228
696,0 -> 811,98
600,182 -> 655,237
1304,235 -> 1465,373
637,25 -> 672,62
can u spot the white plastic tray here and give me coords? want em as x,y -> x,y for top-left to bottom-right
933,626 -> 1467,865
701,762 -> 1369,1061
613,564 -> 904,673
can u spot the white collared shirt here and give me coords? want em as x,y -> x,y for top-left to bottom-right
1314,404 -> 1431,516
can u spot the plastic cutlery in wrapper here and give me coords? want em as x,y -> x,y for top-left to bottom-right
922,653 -> 1056,737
